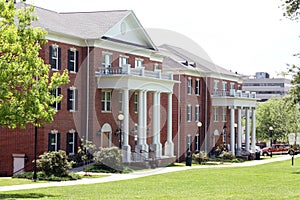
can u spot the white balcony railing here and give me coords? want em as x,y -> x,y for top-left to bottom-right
96,64 -> 173,81
212,89 -> 257,99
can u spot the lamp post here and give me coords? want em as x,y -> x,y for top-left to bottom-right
117,114 -> 124,149
269,126 -> 273,158
223,124 -> 227,149
197,122 -> 202,152
234,123 -> 237,152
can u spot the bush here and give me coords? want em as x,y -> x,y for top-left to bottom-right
12,171 -> 81,181
192,151 -> 209,164
92,147 -> 123,172
37,150 -> 74,177
220,151 -> 235,160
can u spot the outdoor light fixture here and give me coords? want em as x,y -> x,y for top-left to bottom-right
197,121 -> 202,152
116,114 -> 124,149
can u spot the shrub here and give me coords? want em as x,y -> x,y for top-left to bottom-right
192,151 -> 209,164
93,147 -> 123,172
220,151 -> 235,160
12,171 -> 81,181
37,150 -> 74,177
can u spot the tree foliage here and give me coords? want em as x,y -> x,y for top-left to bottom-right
0,0 -> 69,129
281,0 -> 300,20
256,98 -> 300,142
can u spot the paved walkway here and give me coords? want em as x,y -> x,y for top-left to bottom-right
0,155 -> 298,192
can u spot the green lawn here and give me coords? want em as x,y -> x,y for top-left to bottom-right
1,158 -> 300,199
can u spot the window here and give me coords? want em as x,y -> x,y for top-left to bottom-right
67,87 -> 78,112
49,45 -> 61,70
195,79 -> 200,95
66,130 -> 78,155
50,88 -> 61,110
213,107 -> 218,122
230,82 -> 235,90
187,77 -> 192,95
222,82 -> 227,95
153,64 -> 160,71
195,134 -> 200,152
48,130 -> 60,151
195,105 -> 200,122
214,80 -> 219,95
187,104 -> 192,122
102,53 -> 112,67
222,107 -> 227,122
119,91 -> 123,112
186,135 -> 192,152
119,56 -> 129,67
135,58 -> 143,68
68,48 -> 79,73
101,91 -> 112,112
134,93 -> 138,113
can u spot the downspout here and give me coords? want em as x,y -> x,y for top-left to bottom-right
177,73 -> 181,161
205,76 -> 208,153
84,39 -> 90,142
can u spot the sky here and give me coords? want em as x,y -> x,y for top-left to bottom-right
28,0 -> 300,78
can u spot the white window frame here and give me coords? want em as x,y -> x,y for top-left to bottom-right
187,134 -> 192,152
195,134 -> 200,152
222,81 -> 227,96
50,129 -> 58,151
154,63 -> 160,71
187,104 -> 192,122
68,86 -> 77,112
135,58 -> 143,68
213,107 -> 218,122
195,105 -> 200,122
53,87 -> 60,110
214,80 -> 219,95
51,45 -> 59,70
222,107 -> 227,122
195,79 -> 200,95
102,52 -> 113,68
101,90 -> 112,112
67,129 -> 76,155
187,77 -> 192,95
69,48 -> 77,73
119,56 -> 129,67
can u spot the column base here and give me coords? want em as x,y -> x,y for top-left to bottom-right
135,144 -> 149,161
164,141 -> 174,157
122,145 -> 131,163
150,143 -> 162,158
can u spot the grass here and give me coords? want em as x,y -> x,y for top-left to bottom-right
0,157 -> 300,199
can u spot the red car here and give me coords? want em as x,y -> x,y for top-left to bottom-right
261,144 -> 295,156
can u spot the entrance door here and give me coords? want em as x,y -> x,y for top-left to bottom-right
101,123 -> 112,148
13,154 -> 25,174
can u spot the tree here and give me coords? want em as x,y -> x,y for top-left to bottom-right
256,98 -> 300,142
281,0 -> 300,20
0,0 -> 69,129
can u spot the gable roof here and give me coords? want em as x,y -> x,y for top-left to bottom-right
16,3 -> 157,50
159,44 -> 240,79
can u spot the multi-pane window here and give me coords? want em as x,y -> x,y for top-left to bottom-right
222,107 -> 227,122
134,93 -> 138,113
195,134 -> 200,152
135,58 -> 143,68
187,77 -> 192,95
68,48 -> 79,73
154,64 -> 161,71
213,107 -> 218,122
195,105 -> 200,122
187,104 -> 192,122
67,87 -> 78,112
195,79 -> 200,95
49,45 -> 61,70
230,82 -> 235,90
186,135 -> 192,152
66,130 -> 78,155
119,91 -> 123,113
102,53 -> 112,67
222,82 -> 227,95
50,87 -> 61,110
119,56 -> 129,67
48,130 -> 60,152
214,80 -> 219,95
101,91 -> 112,112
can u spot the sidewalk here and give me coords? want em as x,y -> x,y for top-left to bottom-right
0,155 -> 298,192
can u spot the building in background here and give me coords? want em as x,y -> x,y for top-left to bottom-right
242,72 -> 291,102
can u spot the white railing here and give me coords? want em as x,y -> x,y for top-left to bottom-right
212,89 -> 257,99
96,64 -> 173,81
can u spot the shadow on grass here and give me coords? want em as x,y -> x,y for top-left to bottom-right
0,193 -> 57,199
291,171 -> 300,175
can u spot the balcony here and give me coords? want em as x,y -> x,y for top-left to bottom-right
96,64 -> 175,93
211,89 -> 258,108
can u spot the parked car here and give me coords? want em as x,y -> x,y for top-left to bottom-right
261,144 -> 299,156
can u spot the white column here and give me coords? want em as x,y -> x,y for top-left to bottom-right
151,92 -> 162,158
251,108 -> 256,152
245,108 -> 250,152
142,91 -> 149,159
122,89 -> 131,162
164,93 -> 174,157
237,107 -> 242,155
230,106 -> 235,155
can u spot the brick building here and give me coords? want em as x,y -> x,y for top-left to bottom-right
0,3 -> 258,176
